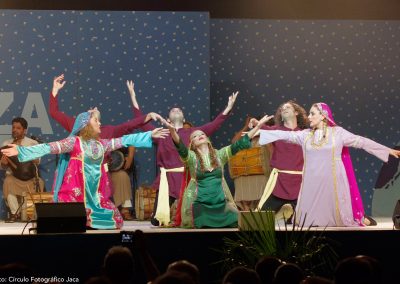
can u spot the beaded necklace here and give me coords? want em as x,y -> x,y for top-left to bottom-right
310,122 -> 329,149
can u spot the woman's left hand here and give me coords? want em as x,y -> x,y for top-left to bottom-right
390,149 -> 400,158
151,128 -> 170,139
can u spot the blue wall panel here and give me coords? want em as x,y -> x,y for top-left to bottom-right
0,10 -> 210,218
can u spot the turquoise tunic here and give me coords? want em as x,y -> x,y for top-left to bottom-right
16,132 -> 153,229
176,135 -> 251,228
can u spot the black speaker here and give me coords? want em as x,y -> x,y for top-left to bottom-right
35,202 -> 87,233
392,200 -> 400,230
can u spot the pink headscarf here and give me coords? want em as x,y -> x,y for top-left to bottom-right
316,103 -> 364,226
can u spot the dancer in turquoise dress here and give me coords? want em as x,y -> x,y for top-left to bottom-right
1,109 -> 168,229
164,115 -> 270,228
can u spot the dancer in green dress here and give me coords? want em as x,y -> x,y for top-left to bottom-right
164,115 -> 271,228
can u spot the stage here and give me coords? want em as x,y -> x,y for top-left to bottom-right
0,218 -> 399,283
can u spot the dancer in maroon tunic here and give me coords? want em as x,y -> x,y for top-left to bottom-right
249,101 -> 308,221
49,74 -> 163,138
127,80 -> 238,225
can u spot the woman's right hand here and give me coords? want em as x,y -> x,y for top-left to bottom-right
256,115 -> 274,128
248,118 -> 259,129
1,144 -> 19,157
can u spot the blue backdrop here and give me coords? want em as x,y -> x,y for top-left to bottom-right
0,10 -> 210,218
210,19 -> 400,215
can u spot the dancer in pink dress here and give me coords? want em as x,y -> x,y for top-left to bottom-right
1,110 -> 169,229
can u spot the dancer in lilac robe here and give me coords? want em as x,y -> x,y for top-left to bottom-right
259,102 -> 400,227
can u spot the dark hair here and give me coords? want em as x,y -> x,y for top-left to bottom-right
273,263 -> 305,284
167,260 -> 200,284
255,256 -> 282,284
334,255 -> 382,284
103,246 -> 134,284
152,271 -> 196,284
222,266 -> 262,284
12,117 -> 28,129
274,101 -> 308,129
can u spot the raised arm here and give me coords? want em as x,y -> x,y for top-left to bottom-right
49,74 -> 75,132
102,112 -> 164,138
127,80 -> 139,110
127,80 -> 155,132
164,121 -> 180,145
198,91 -> 238,136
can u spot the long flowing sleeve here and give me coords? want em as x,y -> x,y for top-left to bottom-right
198,112 -> 228,136
339,127 -> 391,162
259,129 -> 308,146
121,131 -> 153,148
49,92 -> 75,132
100,114 -> 150,139
18,136 -> 76,162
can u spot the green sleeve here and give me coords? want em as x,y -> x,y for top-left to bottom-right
174,140 -> 189,161
218,134 -> 251,165
230,134 -> 251,155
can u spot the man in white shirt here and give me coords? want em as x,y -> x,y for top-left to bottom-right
0,117 -> 44,222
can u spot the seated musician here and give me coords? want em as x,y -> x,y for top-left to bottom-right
109,146 -> 136,220
0,117 -> 44,222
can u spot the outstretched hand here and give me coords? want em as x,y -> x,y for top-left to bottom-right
227,91 -> 238,109
146,112 -> 167,125
257,115 -> 274,127
390,149 -> 400,158
126,80 -> 135,97
1,144 -> 19,157
248,118 -> 258,129
223,91 -> 239,115
151,128 -> 170,139
126,80 -> 140,109
162,120 -> 175,130
52,74 -> 66,97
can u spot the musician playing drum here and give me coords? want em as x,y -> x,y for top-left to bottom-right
109,146 -> 136,220
0,117 -> 44,222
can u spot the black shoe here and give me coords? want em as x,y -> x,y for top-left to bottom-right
150,215 -> 159,226
364,215 -> 377,226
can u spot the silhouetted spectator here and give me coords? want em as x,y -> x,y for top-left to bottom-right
152,270 -> 196,284
167,260 -> 200,284
334,255 -> 382,284
0,262 -> 34,278
222,266 -> 262,284
273,263 -> 305,284
255,256 -> 282,284
103,246 -> 135,284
